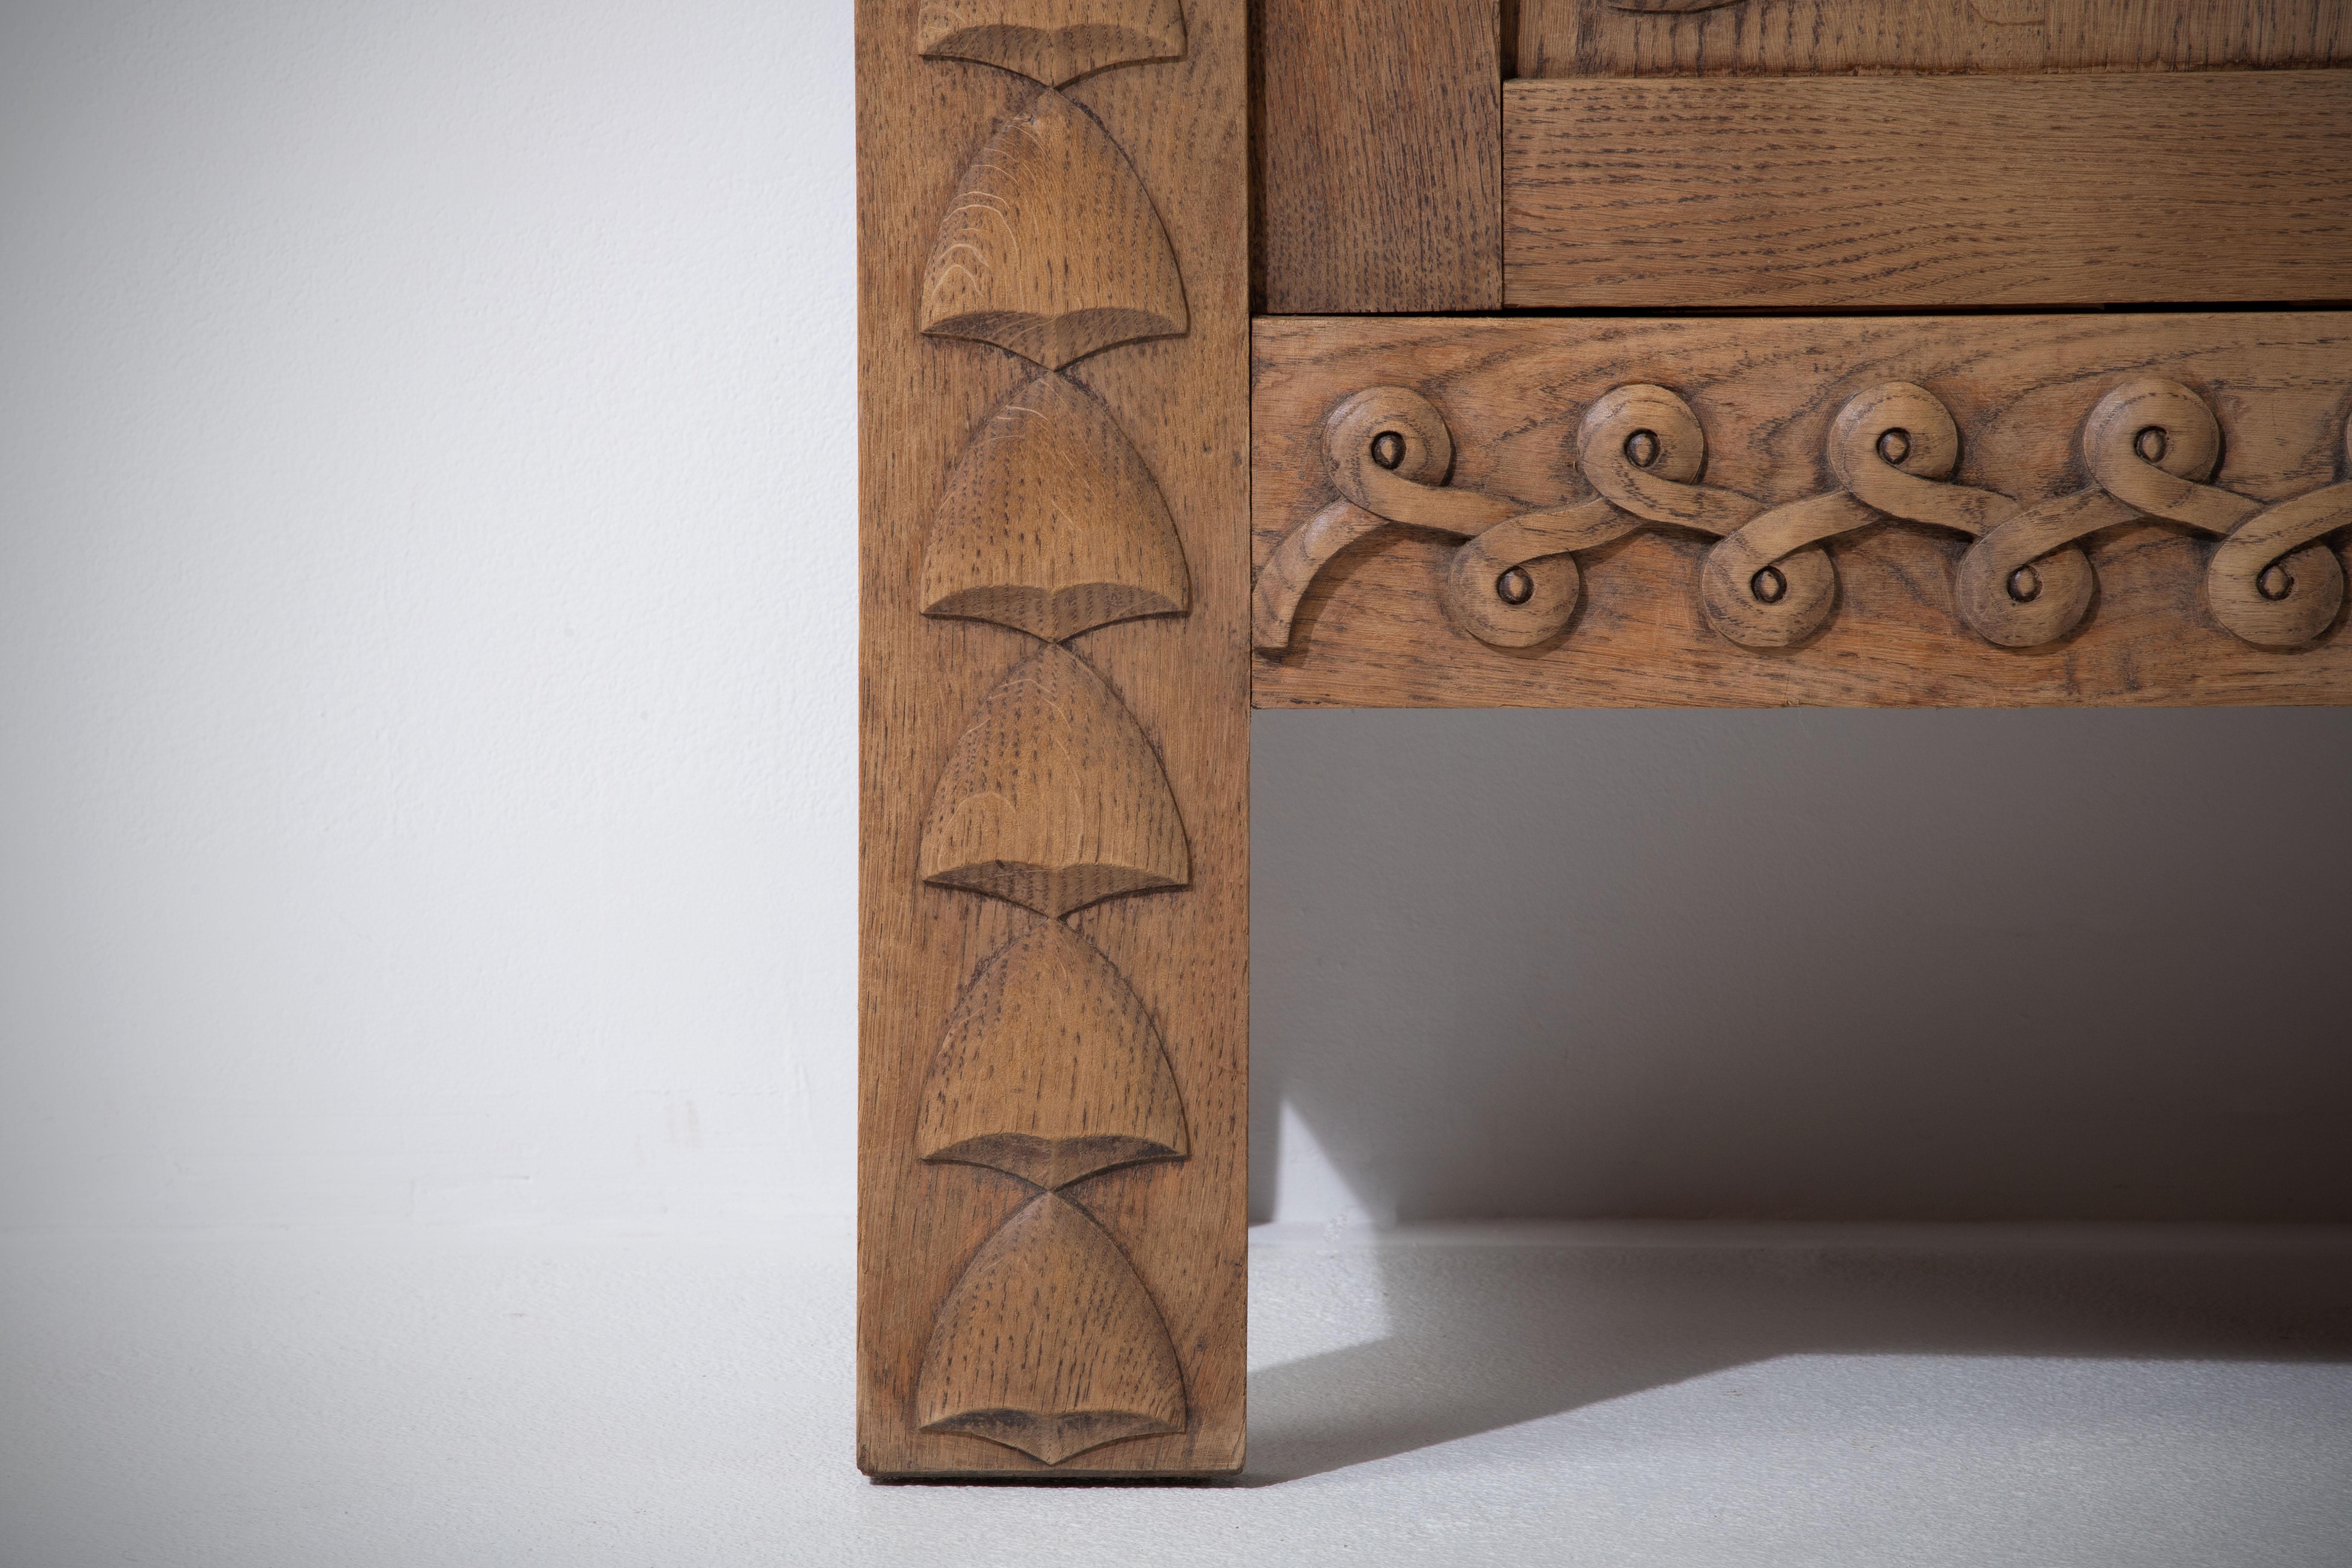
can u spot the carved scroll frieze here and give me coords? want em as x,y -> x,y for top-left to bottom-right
914,1189 -> 1188,1465
917,0 -> 1187,86
922,370 -> 1190,642
1256,375 -> 2352,656
920,86 -> 1187,370
903,2 -> 1202,1471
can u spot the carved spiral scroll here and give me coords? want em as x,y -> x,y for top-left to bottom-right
1703,382 -> 2021,647
1576,385 -> 1840,648
2080,380 -> 2349,649
1258,375 -> 2352,656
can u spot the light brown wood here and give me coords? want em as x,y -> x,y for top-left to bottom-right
920,86 -> 1188,369
1252,312 -> 2352,709
1255,0 -> 1504,314
1518,0 -> 2352,77
921,370 -> 1191,642
860,0 -> 1247,1480
914,1190 -> 1189,1465
919,642 -> 1191,918
919,0 -> 1187,86
918,919 -> 1189,1190
1503,72 -> 2352,310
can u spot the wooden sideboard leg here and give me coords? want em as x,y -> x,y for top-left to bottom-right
856,0 -> 1250,1479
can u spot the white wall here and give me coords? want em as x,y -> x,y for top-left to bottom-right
2,0 -> 858,1228
6,2 -> 2347,1238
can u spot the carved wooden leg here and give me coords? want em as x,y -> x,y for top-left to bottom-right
856,0 -> 1248,1478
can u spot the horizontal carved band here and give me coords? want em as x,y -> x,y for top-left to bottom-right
1257,377 -> 2352,654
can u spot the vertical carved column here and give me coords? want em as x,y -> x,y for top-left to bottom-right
857,0 -> 1246,1477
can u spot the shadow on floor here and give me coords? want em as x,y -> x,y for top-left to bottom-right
1243,1230 -> 2352,1484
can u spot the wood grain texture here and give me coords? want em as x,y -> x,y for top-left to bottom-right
1503,73 -> 2352,310
919,643 -> 1191,917
1251,312 -> 2352,709
914,1190 -> 1188,1465
922,370 -> 1190,642
918,919 -> 1188,1190
860,0 -> 1246,1480
1255,0 -> 1504,314
921,86 -> 1188,368
919,0 -> 1187,86
1518,0 -> 2352,77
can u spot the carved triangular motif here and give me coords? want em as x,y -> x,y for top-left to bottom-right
918,920 -> 1188,1188
916,1190 -> 1187,1464
920,88 -> 1187,370
923,371 -> 1190,643
919,644 -> 1189,917
917,0 -> 1187,87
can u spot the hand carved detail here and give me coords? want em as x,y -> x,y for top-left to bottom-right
910,14 -> 1195,1470
920,642 -> 1190,917
920,87 -> 1187,369
918,919 -> 1189,1189
915,1189 -> 1188,1464
918,0 -> 1187,87
923,370 -> 1190,642
1256,378 -> 2352,655
1960,379 -> 2349,649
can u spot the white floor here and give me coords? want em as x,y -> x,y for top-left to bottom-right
3,1222 -> 2348,1567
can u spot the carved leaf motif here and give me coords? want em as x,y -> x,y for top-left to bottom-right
920,88 -> 1187,369
916,1190 -> 1187,1464
917,0 -> 1187,87
919,643 -> 1189,917
919,920 -> 1187,1188
923,371 -> 1189,642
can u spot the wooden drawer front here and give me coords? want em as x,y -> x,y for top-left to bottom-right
1518,0 -> 2352,78
1252,312 -> 2352,708
1504,72 -> 2352,309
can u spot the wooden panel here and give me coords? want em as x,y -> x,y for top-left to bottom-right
1256,0 -> 1504,313
1252,312 -> 2352,709
1504,73 -> 2352,310
1518,0 -> 2352,78
858,0 -> 1248,1478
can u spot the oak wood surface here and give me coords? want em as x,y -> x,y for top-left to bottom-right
1252,312 -> 2352,709
1518,0 -> 2352,77
919,86 -> 1188,368
915,1190 -> 1191,1465
1255,0 -> 1504,314
919,643 -> 1192,918
859,0 -> 1247,1479
919,0 -> 1190,86
916,920 -> 1190,1191
1503,72 -> 2352,311
920,370 -> 1192,643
